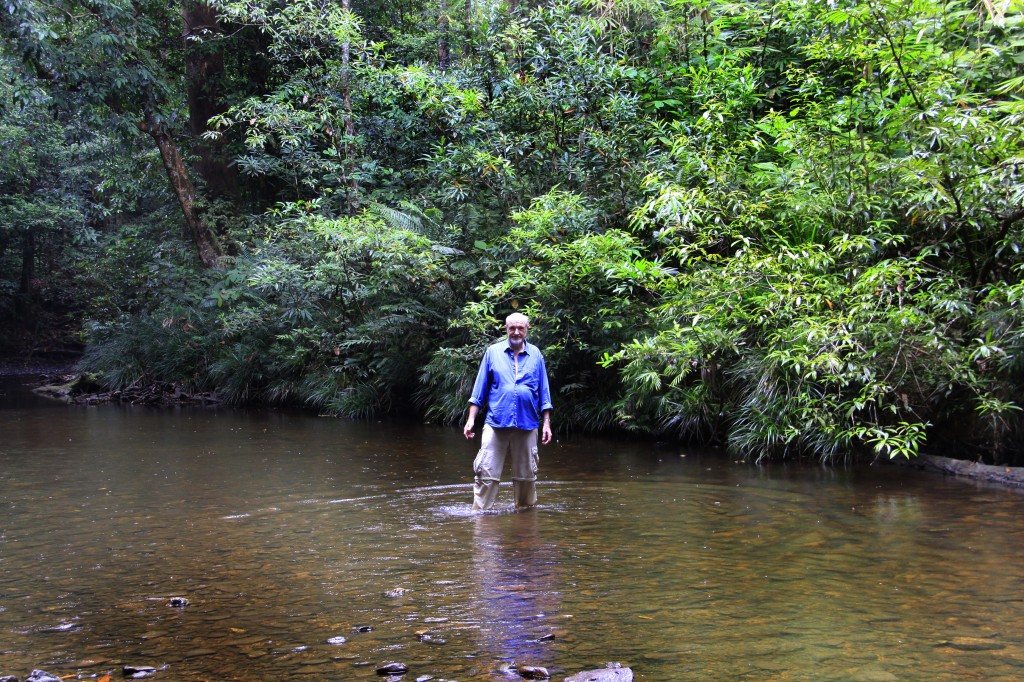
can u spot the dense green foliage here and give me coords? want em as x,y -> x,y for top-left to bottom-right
3,0 -> 1024,463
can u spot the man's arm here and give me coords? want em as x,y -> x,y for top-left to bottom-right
464,403 -> 479,439
537,353 -> 553,445
541,409 -> 552,445
465,348 -> 491,439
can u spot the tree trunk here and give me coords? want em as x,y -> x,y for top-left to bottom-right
138,109 -> 224,269
438,0 -> 449,70
341,0 -> 357,215
19,228 -> 34,297
183,1 -> 238,200
14,228 -> 35,319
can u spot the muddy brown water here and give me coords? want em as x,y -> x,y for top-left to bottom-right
2,376 -> 1023,681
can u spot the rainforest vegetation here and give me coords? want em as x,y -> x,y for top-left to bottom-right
1,0 -> 1023,463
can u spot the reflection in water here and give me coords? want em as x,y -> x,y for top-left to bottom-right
471,510 -> 561,669
2,376 -> 1024,681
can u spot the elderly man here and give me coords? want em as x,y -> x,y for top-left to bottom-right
463,312 -> 553,510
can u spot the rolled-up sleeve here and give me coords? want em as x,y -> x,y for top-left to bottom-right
537,355 -> 553,413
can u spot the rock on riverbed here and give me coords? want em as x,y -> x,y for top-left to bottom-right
0,671 -> 64,682
564,664 -> 634,682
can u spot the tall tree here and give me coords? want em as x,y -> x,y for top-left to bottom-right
184,0 -> 238,200
2,0 -> 225,268
207,0 -> 368,211
0,58 -> 85,337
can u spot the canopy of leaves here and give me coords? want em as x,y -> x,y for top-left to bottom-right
4,0 -> 1024,464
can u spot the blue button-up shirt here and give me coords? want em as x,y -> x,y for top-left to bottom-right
469,340 -> 553,431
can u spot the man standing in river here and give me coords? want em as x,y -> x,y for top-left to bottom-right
463,312 -> 553,511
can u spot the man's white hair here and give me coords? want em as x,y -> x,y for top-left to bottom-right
505,312 -> 530,327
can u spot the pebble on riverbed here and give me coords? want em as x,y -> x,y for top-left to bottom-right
25,671 -> 62,682
563,664 -> 634,682
376,662 -> 409,675
0,673 -> 60,682
123,665 -> 159,679
518,665 -> 550,679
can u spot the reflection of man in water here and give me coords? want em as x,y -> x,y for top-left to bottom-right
463,313 -> 553,510
471,512 -> 560,666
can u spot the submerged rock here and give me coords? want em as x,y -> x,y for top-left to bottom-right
518,665 -> 550,679
0,675 -> 18,682
564,665 -> 633,682
122,665 -> 158,678
167,597 -> 189,608
416,634 -> 447,645
26,672 -> 62,682
938,636 -> 1006,651
376,662 -> 409,675
849,665 -> 898,682
326,636 -> 348,645
32,373 -> 100,402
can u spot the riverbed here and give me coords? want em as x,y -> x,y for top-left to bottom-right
1,375 -> 1023,681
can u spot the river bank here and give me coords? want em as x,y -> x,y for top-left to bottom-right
911,455 -> 1024,489
8,360 -> 1024,491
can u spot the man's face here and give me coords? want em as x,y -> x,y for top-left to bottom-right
506,321 -> 528,348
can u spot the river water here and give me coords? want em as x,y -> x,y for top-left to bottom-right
1,376 -> 1023,681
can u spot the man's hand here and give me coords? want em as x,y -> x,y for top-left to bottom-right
464,404 -> 479,439
541,420 -> 552,445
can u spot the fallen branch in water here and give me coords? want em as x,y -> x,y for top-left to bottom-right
33,373 -> 222,406
911,454 -> 1024,489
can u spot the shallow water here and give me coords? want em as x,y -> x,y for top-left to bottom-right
1,376 -> 1023,681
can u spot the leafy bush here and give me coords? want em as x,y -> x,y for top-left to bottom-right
600,0 -> 1024,463
422,189 -> 667,431
82,205 -> 467,417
